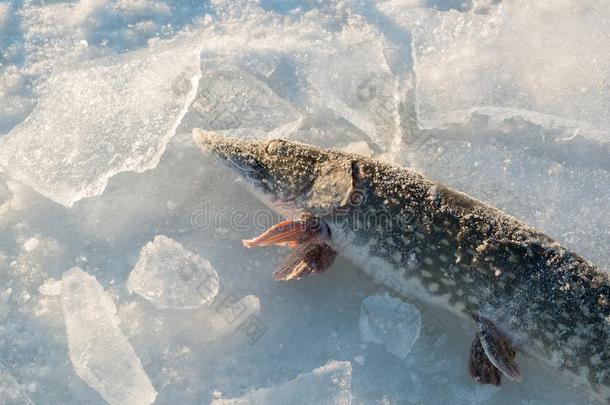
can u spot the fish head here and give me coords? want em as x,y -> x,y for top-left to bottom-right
193,129 -> 358,217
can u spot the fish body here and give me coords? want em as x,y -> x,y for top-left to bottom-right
327,155 -> 610,401
193,129 -> 610,402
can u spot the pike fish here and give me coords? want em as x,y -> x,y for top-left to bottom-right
193,128 -> 610,403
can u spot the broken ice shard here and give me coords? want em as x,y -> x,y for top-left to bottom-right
359,292 -> 421,359
180,61 -> 300,137
307,40 -> 400,152
61,267 -> 157,405
0,38 -> 202,207
127,235 -> 220,310
212,360 -> 352,405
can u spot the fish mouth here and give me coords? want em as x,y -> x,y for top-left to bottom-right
192,128 -> 239,154
193,128 -> 304,218
193,128 -> 266,176
194,129 -> 255,161
193,128 -> 280,203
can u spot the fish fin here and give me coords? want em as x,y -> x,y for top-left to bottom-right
473,315 -> 522,382
469,332 -> 502,385
273,240 -> 337,281
242,217 -> 322,248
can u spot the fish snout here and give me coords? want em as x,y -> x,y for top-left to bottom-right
192,128 -> 268,177
192,128 -> 230,154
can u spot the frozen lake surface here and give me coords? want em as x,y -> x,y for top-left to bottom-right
0,0 -> 608,404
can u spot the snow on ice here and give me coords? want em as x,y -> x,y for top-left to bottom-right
212,360 -> 352,405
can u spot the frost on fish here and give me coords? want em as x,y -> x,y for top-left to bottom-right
61,267 -> 157,405
0,38 -> 202,207
127,235 -> 220,310
212,360 -> 352,405
359,293 -> 421,360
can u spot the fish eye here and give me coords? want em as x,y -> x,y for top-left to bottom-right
266,139 -> 289,156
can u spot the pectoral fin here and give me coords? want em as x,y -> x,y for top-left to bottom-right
471,315 -> 521,383
469,333 -> 502,385
273,240 -> 337,281
242,216 -> 335,281
242,217 -> 323,248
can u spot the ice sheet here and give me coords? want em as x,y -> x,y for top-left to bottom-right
404,1 -> 610,130
180,60 -> 301,138
307,39 -> 401,152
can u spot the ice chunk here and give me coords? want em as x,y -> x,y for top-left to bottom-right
61,267 -> 157,405
359,293 -> 421,359
127,235 -> 220,310
213,360 -> 352,405
180,61 -> 300,137
407,1 -> 610,129
0,365 -> 35,405
0,38 -> 202,207
307,40 -> 401,152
